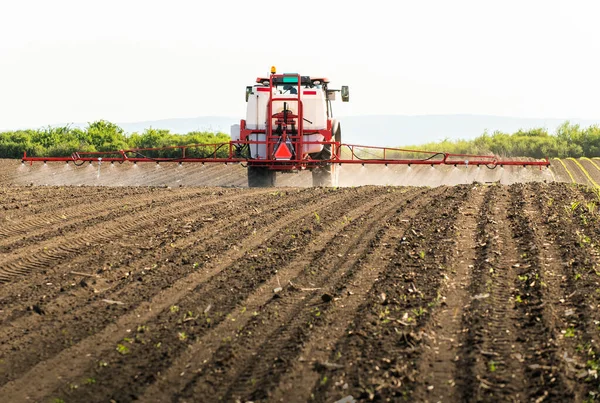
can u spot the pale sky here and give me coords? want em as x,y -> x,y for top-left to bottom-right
1,0 -> 599,130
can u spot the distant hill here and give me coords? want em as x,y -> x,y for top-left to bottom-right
39,115 -> 600,147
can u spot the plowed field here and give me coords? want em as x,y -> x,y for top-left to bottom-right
2,158 -> 600,402
2,180 -> 600,402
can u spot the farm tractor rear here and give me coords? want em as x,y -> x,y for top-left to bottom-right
231,66 -> 347,187
21,67 -> 551,183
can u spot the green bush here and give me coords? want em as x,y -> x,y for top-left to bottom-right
0,120 -> 231,159
402,122 -> 600,159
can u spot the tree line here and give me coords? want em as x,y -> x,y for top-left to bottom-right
2,120 -> 600,160
401,121 -> 600,159
0,120 -> 230,159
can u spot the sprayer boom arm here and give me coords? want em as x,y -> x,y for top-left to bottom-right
21,141 -> 550,169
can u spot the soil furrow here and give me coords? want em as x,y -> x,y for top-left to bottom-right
523,183 -> 587,399
175,188 -> 438,403
410,184 -> 488,402
0,185 -> 140,216
0,188 -> 270,285
310,185 -> 471,402
0,189 -> 322,384
456,185 -> 528,400
0,188 -> 317,324
45,187 -> 383,403
0,187 -> 365,402
457,184 -> 572,401
531,182 -> 600,400
135,187 -> 430,402
504,184 -> 571,401
266,188 -> 450,403
0,186 -> 208,250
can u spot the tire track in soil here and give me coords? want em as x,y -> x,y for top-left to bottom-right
169,187 -> 439,403
504,184 -> 571,401
0,187 -> 368,402
136,187 -> 430,402
0,189 -> 322,385
309,186 -> 471,402
0,186 -> 132,217
409,184 -> 488,402
0,188 -> 288,328
0,187 -> 209,251
532,182 -> 600,400
46,187 -> 385,403
456,185 -> 570,402
524,183 -> 587,400
0,188 -> 312,321
0,188 -> 269,285
456,185 -> 527,401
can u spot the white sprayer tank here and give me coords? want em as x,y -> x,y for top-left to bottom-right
235,86 -> 328,158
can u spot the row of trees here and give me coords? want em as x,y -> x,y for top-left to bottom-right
402,122 -> 600,159
0,121 -> 230,159
2,120 -> 600,160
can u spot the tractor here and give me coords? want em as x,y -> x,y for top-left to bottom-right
231,66 -> 348,187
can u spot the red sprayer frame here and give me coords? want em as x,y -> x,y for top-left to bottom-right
21,143 -> 550,169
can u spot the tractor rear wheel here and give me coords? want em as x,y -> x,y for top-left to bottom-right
311,121 -> 341,187
312,164 -> 339,187
247,166 -> 276,187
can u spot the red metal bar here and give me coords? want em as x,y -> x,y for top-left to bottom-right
22,140 -> 551,168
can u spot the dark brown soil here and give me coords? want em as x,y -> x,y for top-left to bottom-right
1,158 -> 600,402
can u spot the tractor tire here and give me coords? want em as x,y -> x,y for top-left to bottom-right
312,164 -> 339,187
247,166 -> 276,188
311,121 -> 341,187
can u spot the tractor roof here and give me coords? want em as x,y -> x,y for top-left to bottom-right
255,76 -> 330,85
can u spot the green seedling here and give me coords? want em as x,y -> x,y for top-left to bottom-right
570,201 -> 581,212
564,327 -> 576,338
313,211 -> 321,225
116,343 -> 130,355
586,202 -> 597,215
